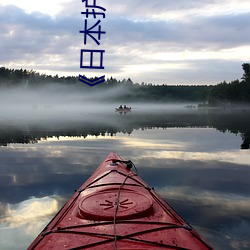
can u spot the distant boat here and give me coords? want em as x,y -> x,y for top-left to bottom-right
115,107 -> 132,113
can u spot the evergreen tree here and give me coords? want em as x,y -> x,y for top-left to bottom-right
242,63 -> 250,83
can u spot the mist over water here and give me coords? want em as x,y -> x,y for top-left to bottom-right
1,84 -> 250,150
0,85 -> 113,121
0,84 -> 197,125
0,84 -> 250,249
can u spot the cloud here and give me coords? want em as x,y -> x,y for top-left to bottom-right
103,11 -> 250,49
0,1 -> 250,84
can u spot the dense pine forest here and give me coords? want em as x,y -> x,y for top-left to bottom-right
0,63 -> 250,104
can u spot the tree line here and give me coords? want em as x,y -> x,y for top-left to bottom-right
0,63 -> 249,104
208,63 -> 250,105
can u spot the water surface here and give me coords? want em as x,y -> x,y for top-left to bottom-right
0,105 -> 250,249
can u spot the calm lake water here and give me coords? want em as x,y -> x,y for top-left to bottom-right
0,104 -> 250,249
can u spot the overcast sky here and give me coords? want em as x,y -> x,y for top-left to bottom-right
0,0 -> 250,85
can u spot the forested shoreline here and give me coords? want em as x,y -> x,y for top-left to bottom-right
0,63 -> 249,104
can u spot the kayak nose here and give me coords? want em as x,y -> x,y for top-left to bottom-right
105,152 -> 121,161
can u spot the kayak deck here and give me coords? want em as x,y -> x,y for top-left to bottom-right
28,152 -> 213,249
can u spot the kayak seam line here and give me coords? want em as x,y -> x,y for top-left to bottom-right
78,169 -> 151,193
54,225 -> 191,250
82,170 -> 114,189
54,225 -> 191,235
56,220 -> 182,230
80,182 -> 142,190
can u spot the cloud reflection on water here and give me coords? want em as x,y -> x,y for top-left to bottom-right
153,150 -> 250,166
0,127 -> 250,249
0,196 -> 59,228
0,196 -> 61,250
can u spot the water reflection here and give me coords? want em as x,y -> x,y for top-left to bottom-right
0,107 -> 250,149
0,108 -> 250,249
0,196 -> 62,250
1,196 -> 59,228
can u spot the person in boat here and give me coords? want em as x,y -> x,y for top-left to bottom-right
119,105 -> 123,109
124,105 -> 127,109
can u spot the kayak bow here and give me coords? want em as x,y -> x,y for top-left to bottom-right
28,152 -> 213,249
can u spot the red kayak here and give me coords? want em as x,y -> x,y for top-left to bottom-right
28,152 -> 213,249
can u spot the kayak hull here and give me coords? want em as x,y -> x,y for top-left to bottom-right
28,152 -> 213,249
